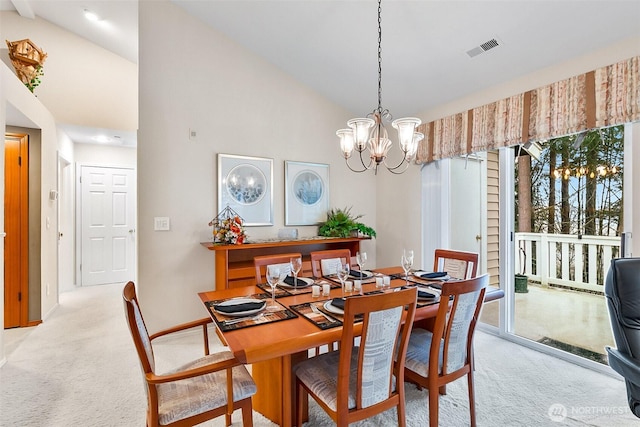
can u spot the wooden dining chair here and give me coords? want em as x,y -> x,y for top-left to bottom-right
295,287 -> 418,427
309,249 -> 353,278
403,274 -> 489,427
122,282 -> 256,427
433,249 -> 479,279
253,252 -> 302,284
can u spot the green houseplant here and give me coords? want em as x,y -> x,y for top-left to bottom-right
318,207 -> 376,238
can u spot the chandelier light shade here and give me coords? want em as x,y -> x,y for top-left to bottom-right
336,0 -> 423,174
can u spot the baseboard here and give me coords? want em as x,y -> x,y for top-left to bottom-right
41,302 -> 60,321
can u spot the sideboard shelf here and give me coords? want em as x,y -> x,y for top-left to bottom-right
201,237 -> 367,289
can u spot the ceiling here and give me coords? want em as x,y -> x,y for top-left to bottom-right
2,0 -> 640,147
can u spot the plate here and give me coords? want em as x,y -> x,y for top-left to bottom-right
324,300 -> 344,315
213,298 -> 266,317
414,271 -> 450,281
280,276 -> 314,289
417,290 -> 438,301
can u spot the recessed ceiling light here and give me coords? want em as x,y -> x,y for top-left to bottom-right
83,9 -> 100,22
92,135 -> 111,143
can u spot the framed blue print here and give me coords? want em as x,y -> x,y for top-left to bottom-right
285,161 -> 329,226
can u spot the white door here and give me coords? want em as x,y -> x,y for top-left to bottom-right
450,156 -> 486,272
81,166 -> 136,286
58,156 -> 74,293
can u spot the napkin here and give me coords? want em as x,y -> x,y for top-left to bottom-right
283,276 -> 309,287
214,301 -> 265,314
330,298 -> 346,310
349,269 -> 369,278
420,271 -> 448,279
417,289 -> 437,299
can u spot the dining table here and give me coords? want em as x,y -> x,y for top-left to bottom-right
198,266 -> 503,426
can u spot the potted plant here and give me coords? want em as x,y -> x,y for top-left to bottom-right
318,207 -> 376,238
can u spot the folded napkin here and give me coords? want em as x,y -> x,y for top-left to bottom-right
417,289 -> 437,299
214,301 -> 265,314
349,269 -> 369,278
283,276 -> 302,286
330,298 -> 346,310
420,271 -> 448,279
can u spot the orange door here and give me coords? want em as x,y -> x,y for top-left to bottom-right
4,133 -> 29,328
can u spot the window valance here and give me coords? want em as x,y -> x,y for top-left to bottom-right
415,56 -> 639,164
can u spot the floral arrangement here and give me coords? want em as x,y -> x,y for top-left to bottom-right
209,206 -> 247,245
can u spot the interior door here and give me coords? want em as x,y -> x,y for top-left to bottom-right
80,166 -> 136,286
4,133 -> 29,327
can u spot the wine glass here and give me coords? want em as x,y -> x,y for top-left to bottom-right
290,257 -> 302,289
266,266 -> 281,310
337,262 -> 350,297
356,251 -> 367,279
401,251 -> 413,285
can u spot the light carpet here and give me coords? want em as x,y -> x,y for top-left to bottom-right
1,282 -> 637,426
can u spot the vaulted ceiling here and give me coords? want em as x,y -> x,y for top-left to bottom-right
3,0 -> 640,145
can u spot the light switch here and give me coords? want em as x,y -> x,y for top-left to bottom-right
154,217 -> 170,231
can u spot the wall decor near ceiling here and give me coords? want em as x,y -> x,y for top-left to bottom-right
285,161 -> 329,226
218,154 -> 273,226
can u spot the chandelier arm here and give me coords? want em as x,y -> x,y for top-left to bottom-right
344,158 -> 369,173
357,149 -> 375,170
384,158 -> 412,175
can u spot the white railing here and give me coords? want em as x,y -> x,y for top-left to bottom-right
514,233 -> 620,293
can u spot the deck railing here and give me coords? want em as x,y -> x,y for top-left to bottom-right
514,233 -> 620,293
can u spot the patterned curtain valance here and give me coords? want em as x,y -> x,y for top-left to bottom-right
415,56 -> 640,164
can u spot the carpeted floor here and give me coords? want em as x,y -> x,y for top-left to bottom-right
1,282 -> 637,426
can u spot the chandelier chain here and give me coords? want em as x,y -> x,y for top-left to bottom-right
377,0 -> 382,114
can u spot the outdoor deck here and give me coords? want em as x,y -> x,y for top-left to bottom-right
481,281 -> 614,363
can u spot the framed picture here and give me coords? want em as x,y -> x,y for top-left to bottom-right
285,161 -> 329,226
218,154 -> 273,226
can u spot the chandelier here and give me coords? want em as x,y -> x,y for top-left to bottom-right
336,0 -> 423,175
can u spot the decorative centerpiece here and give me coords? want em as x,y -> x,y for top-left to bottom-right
318,207 -> 376,238
209,206 -> 247,245
6,38 -> 47,93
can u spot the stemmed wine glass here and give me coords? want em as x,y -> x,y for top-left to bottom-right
266,266 -> 281,310
290,257 -> 302,290
337,262 -> 350,297
401,250 -> 414,285
356,251 -> 367,279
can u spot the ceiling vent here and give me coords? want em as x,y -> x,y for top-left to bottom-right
466,38 -> 501,58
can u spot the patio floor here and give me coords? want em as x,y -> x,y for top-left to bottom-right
480,282 -> 614,362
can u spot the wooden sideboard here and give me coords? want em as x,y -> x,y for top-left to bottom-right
201,237 -> 367,289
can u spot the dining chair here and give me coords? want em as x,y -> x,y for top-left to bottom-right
122,282 -> 256,427
433,249 -> 479,279
403,274 -> 488,427
605,257 -> 640,418
253,252 -> 302,284
295,287 -> 418,427
309,249 -> 353,278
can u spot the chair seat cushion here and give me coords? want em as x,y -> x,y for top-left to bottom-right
295,348 -> 396,413
156,350 -> 256,425
404,328 -> 444,377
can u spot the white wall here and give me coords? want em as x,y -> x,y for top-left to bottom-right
376,36 -> 640,271
0,11 -> 137,132
138,1 -> 377,332
73,143 -> 136,167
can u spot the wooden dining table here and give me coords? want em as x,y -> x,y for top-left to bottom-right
198,266 -> 503,426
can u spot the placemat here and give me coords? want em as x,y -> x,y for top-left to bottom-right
256,283 -> 293,298
205,298 -> 297,332
289,301 -> 343,330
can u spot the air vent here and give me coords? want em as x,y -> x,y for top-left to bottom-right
466,38 -> 501,58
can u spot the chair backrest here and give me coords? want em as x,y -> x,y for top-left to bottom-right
338,288 -> 417,412
431,274 -> 488,376
253,252 -> 302,284
310,249 -> 352,277
605,257 -> 640,416
123,281 -> 155,375
433,249 -> 479,280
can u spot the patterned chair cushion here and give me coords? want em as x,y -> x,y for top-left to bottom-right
404,328 -> 444,377
320,258 -> 341,276
156,350 -> 257,425
267,262 -> 292,277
